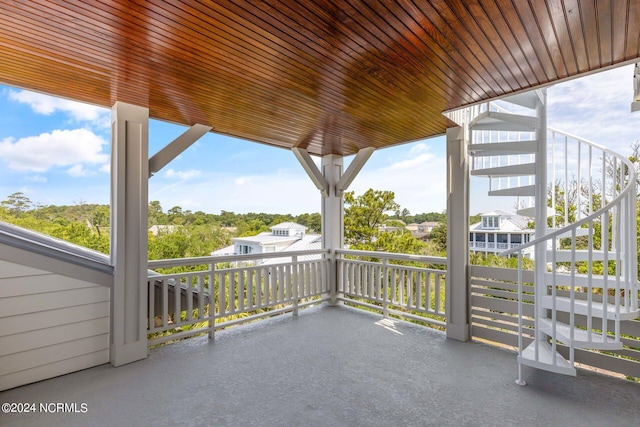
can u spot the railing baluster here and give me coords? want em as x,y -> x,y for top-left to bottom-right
162,278 -> 169,328
204,265 -> 212,339
292,256 -> 298,315
148,279 -> 154,331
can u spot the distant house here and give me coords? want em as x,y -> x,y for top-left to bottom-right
418,221 -> 440,233
378,224 -> 405,233
211,222 -> 321,265
405,221 -> 440,240
469,211 -> 535,258
405,223 -> 419,233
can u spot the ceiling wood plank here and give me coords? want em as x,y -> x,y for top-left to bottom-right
0,1 -> 637,156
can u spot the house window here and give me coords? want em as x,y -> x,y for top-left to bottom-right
482,216 -> 499,229
237,245 -> 252,254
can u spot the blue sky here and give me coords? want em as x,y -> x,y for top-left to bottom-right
0,64 -> 638,216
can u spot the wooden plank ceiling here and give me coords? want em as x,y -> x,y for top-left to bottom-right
0,1 -> 638,156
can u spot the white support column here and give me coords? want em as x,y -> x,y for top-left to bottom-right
110,102 -> 149,366
446,126 -> 470,342
322,155 -> 344,304
293,147 -> 374,304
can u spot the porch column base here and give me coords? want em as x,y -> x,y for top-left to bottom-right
110,341 -> 148,367
446,322 -> 470,342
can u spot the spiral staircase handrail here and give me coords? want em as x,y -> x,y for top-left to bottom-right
499,127 -> 637,257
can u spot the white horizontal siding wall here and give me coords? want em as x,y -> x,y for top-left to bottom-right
0,259 -> 110,391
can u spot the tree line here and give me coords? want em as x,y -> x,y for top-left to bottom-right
0,190 -> 450,260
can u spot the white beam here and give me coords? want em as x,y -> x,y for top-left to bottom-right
336,147 -> 375,195
110,101 -> 149,366
292,147 -> 329,197
149,124 -> 212,176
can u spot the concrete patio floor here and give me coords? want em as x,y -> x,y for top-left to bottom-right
2,304 -> 639,427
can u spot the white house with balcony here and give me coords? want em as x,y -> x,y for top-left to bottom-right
469,211 -> 535,258
211,222 -> 321,265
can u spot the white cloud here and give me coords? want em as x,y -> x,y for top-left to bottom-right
548,65 -> 640,154
149,143 -> 450,216
67,164 -> 91,177
0,129 -> 109,172
8,90 -> 110,128
165,169 -> 201,180
349,146 -> 448,214
150,169 -> 321,215
409,143 -> 429,154
234,176 -> 254,185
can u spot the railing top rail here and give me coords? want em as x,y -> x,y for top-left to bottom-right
548,127 -> 625,158
148,248 -> 330,268
500,132 -> 637,257
336,248 -> 447,265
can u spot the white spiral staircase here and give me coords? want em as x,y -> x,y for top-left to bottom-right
448,89 -> 639,383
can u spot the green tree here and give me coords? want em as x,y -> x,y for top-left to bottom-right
344,189 -> 399,245
1,192 -> 32,216
295,212 -> 321,233
429,222 -> 447,252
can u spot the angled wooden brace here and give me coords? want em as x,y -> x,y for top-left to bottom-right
336,147 -> 375,196
292,147 -> 329,198
148,124 -> 212,177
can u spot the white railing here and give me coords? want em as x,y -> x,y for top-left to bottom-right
147,249 -> 330,345
501,129 -> 639,369
470,242 -> 521,250
336,249 -> 447,327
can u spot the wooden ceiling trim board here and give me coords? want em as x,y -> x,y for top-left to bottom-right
576,0 -> 601,70
611,0 -> 630,61
463,0 -> 533,89
222,0 -> 432,128
76,0 -> 356,137
409,0 -> 501,101
475,0 -> 541,88
271,0 -> 446,131
354,0 -> 487,103
250,0 -> 436,120
150,1 -> 336,103
234,0 -> 404,100
488,0 -> 552,85
533,0 -> 578,77
329,0 -> 472,98
0,1 -> 638,156
561,0 -> 590,73
625,0 -> 640,58
280,2 -> 456,107
595,0 -> 614,66
433,0 -> 518,93
511,0 -> 561,82
250,1 -> 450,141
